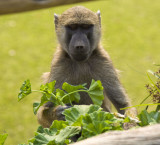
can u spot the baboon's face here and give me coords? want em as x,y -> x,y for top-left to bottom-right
65,24 -> 94,61
54,6 -> 101,62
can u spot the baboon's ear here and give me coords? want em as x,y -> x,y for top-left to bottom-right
96,10 -> 101,27
54,13 -> 59,28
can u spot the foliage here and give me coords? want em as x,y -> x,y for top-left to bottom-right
138,110 -> 160,126
18,80 -> 32,102
17,80 -> 132,145
136,69 -> 160,126
2,69 -> 160,144
17,68 -> 160,144
146,70 -> 160,105
19,105 -> 128,145
121,69 -> 160,126
18,79 -> 104,115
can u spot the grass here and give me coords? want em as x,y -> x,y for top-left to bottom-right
0,0 -> 160,144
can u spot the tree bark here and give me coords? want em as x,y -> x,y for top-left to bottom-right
0,0 -> 97,15
72,124 -> 160,145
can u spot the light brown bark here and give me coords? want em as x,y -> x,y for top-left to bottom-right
72,124 -> 160,145
0,0 -> 97,15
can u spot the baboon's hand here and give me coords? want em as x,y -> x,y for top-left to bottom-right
37,102 -> 71,128
55,105 -> 71,120
123,107 -> 138,130
125,107 -> 138,118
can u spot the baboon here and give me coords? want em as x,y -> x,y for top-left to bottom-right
37,6 -> 136,128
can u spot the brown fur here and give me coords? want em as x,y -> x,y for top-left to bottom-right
37,6 -> 133,128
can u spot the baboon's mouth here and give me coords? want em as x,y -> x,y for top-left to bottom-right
70,53 -> 89,62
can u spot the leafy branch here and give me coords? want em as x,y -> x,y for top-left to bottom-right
15,69 -> 160,145
18,79 -> 104,114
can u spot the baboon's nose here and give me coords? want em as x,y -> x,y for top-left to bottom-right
75,45 -> 85,52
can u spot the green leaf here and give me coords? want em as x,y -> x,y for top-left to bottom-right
138,110 -> 160,126
56,89 -> 65,98
88,80 -> 104,106
50,120 -> 68,133
81,111 -> 112,138
30,126 -> 57,144
52,126 -> 81,144
33,132 -> 55,144
138,110 -> 151,126
18,80 -> 31,101
63,105 -> 102,125
83,111 -> 114,124
37,126 -> 57,136
123,116 -> 131,123
55,89 -> 66,106
149,111 -> 160,123
0,133 -> 8,145
87,105 -> 102,114
62,82 -> 86,104
81,111 -> 123,139
28,138 -> 35,144
40,81 -> 56,95
33,102 -> 40,115
30,125 -> 80,145
33,94 -> 49,115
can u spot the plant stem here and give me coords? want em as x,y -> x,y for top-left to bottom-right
51,92 -> 65,106
51,93 -> 56,98
32,90 -> 65,105
32,90 -> 44,93
58,98 -> 65,106
120,103 -> 160,110
61,89 -> 88,101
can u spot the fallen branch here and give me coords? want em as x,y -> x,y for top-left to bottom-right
0,0 -> 97,15
72,124 -> 160,145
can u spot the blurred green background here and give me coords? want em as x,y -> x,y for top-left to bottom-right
0,0 -> 160,144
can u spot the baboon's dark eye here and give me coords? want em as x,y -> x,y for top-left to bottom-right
67,24 -> 78,30
81,24 -> 93,29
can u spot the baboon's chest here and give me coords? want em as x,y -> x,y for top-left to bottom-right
67,62 -> 94,85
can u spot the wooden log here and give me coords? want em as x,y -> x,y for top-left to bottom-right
0,0 -> 97,15
72,124 -> 160,145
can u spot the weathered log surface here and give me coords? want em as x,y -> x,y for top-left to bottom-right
0,0 -> 97,15
72,124 -> 160,145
